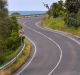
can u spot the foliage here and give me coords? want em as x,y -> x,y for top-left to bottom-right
11,12 -> 21,17
0,0 -> 23,65
51,3 -> 59,18
65,0 -> 80,28
65,0 -> 80,13
46,0 -> 80,28
47,0 -> 64,18
0,40 -> 30,75
0,0 -> 8,18
5,32 -> 20,50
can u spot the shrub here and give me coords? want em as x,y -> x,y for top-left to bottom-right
5,32 -> 21,50
65,13 -> 80,29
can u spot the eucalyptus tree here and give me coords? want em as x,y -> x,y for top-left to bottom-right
51,3 -> 59,18
65,0 -> 80,28
65,0 -> 80,13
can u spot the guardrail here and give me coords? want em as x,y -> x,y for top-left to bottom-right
0,43 -> 25,70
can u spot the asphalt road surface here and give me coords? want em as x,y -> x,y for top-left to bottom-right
15,16 -> 80,75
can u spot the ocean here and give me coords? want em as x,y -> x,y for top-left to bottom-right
9,11 -> 46,15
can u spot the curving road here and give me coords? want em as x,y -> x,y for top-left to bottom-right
15,16 -> 80,75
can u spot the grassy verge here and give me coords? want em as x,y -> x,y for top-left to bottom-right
0,39 -> 31,75
41,15 -> 80,36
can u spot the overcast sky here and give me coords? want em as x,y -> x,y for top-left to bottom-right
8,0 -> 65,11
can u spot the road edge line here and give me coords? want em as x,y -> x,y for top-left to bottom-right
36,22 -> 80,45
16,35 -> 37,75
35,21 -> 80,75
24,23 -> 62,75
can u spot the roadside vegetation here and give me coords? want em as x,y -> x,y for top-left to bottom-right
0,0 -> 24,66
11,12 -> 21,17
0,0 -> 31,74
0,39 -> 31,75
42,0 -> 80,36
11,12 -> 22,19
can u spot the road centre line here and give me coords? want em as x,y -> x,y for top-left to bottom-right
23,22 -> 62,75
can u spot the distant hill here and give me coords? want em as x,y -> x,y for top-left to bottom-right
9,11 -> 46,16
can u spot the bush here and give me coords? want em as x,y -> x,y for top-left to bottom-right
0,54 -> 6,64
65,13 -> 80,29
5,32 -> 21,50
0,0 -> 23,66
11,12 -> 21,17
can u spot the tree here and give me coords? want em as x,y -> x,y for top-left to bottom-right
11,12 -> 21,17
58,0 -> 64,11
0,0 -> 8,18
65,0 -> 79,13
57,0 -> 64,16
47,0 -> 64,18
0,0 -> 22,64
65,0 -> 80,28
0,0 -> 11,40
51,3 -> 59,18
0,0 -> 11,63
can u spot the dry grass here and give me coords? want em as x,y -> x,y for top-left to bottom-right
0,39 -> 31,75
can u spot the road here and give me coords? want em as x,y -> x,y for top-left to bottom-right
15,16 -> 80,75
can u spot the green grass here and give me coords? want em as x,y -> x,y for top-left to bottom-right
0,39 -> 30,75
42,16 -> 80,36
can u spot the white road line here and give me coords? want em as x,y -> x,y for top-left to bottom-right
16,36 -> 37,75
36,22 -> 80,45
23,22 -> 62,75
35,22 -> 80,75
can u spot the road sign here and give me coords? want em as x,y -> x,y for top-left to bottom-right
19,29 -> 24,37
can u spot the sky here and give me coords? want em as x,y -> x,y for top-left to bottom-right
8,0 -> 65,11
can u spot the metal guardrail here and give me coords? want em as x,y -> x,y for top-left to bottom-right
0,43 -> 25,70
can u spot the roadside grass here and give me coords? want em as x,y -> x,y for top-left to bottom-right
0,39 -> 31,75
41,16 -> 80,36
